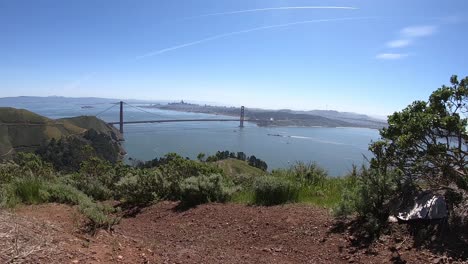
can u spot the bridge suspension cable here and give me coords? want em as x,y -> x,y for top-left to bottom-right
123,102 -> 165,118
95,103 -> 119,117
112,101 -> 245,134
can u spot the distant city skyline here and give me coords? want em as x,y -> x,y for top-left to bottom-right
1,0 -> 467,116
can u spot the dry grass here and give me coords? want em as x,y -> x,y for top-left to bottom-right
0,209 -> 62,263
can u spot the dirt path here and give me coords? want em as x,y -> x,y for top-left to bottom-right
3,202 -> 465,263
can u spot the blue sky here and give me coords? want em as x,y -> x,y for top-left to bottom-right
1,0 -> 467,116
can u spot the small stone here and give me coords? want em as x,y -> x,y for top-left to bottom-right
273,247 -> 282,252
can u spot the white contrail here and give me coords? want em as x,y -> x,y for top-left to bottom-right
190,6 -> 357,18
136,17 -> 374,60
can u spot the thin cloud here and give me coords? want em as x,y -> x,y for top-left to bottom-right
376,53 -> 408,60
401,25 -> 437,37
387,39 -> 411,48
379,25 -> 438,58
136,17 -> 375,60
188,6 -> 358,19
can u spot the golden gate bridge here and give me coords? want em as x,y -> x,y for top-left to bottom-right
98,101 -> 245,133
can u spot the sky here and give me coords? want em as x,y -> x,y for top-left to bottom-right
1,0 -> 467,116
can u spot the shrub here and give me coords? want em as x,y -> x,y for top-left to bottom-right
0,154 -> 57,207
0,162 -> 22,185
156,154 -> 223,200
45,183 -> 119,230
64,158 -> 129,201
334,166 -> 403,234
64,173 -> 113,201
36,137 -> 96,172
115,169 -> 167,205
253,176 -> 299,206
179,174 -> 232,206
2,176 -> 48,207
333,184 -> 358,217
290,162 -> 328,186
14,152 -> 55,178
353,168 -> 402,221
231,173 -> 256,187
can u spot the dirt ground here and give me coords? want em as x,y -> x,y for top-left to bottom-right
1,202 -> 466,263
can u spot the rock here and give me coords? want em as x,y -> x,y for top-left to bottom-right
273,247 -> 282,252
396,191 -> 448,221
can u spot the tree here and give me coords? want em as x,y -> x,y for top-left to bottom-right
247,155 -> 268,171
197,153 -> 206,162
370,75 -> 467,190
236,152 -> 247,161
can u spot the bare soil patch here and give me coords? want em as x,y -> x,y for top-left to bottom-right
1,202 -> 465,263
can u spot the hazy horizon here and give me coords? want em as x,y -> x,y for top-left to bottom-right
0,95 -> 389,119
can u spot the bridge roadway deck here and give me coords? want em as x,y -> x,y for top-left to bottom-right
108,119 -> 241,125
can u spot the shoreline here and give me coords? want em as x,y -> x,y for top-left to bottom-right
141,105 -> 384,130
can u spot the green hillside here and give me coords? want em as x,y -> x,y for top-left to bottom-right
0,107 -> 51,124
60,116 -> 123,141
0,108 -> 121,158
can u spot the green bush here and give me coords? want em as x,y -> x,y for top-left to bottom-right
0,162 -> 21,185
179,174 -> 232,206
45,183 -> 119,230
270,162 -> 328,188
334,166 -> 402,227
290,162 -> 328,186
115,169 -> 167,205
157,153 -> 223,200
0,154 -> 55,207
253,176 -> 299,206
333,166 -> 359,217
14,152 -> 55,179
298,177 -> 348,208
62,158 -> 131,201
36,137 -> 96,172
64,172 -> 113,201
232,173 -> 256,187
2,176 -> 48,206
354,168 -> 402,221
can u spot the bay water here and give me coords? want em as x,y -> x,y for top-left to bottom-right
2,100 -> 380,176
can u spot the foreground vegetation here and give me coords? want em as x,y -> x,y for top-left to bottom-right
0,152 -> 349,216
0,75 -> 466,256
